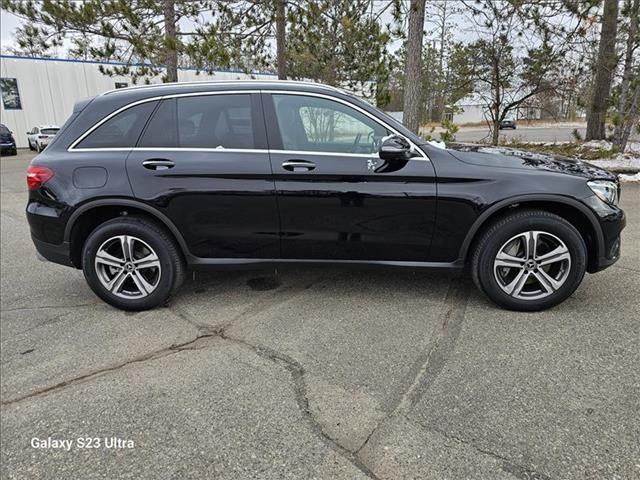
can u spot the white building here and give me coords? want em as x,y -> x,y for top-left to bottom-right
0,55 -> 276,148
451,94 -> 544,125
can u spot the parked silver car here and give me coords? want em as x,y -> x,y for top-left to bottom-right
27,125 -> 60,152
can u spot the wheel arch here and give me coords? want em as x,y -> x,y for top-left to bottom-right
65,199 -> 191,268
459,195 -> 603,272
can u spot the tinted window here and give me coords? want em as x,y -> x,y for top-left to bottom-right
76,101 -> 157,149
41,128 -> 59,135
179,95 -> 253,149
139,94 -> 254,149
139,99 -> 177,147
0,125 -> 10,135
272,94 -> 388,154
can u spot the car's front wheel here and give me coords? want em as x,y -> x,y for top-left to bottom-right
472,210 -> 587,311
82,217 -> 185,310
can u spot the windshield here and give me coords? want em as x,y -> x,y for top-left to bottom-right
0,125 -> 10,135
41,128 -> 60,135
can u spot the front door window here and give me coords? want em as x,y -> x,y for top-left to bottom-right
272,94 -> 388,155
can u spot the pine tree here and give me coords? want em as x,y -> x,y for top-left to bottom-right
1,0 -> 276,83
285,0 -> 395,105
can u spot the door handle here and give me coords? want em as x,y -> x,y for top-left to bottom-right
143,159 -> 175,170
282,160 -> 316,172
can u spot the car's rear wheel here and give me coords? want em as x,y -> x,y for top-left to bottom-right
82,217 -> 185,310
472,210 -> 587,311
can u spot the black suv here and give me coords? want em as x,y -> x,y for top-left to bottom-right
0,123 -> 17,155
27,81 -> 625,311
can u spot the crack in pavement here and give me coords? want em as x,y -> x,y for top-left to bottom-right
1,332 -> 213,406
394,277 -> 470,414
414,420 -> 552,480
218,330 -> 381,480
354,277 -> 470,459
1,303 -> 99,313
2,274 -> 380,479
612,264 -> 640,273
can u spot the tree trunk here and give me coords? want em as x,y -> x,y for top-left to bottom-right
491,58 -> 501,145
437,0 -> 448,123
585,0 -> 620,140
275,0 -> 287,79
620,83 -> 639,151
491,119 -> 500,144
403,0 -> 427,134
163,0 -> 178,83
613,0 -> 639,151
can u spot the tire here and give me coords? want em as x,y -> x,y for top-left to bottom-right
82,216 -> 185,311
28,140 -> 35,151
36,143 -> 44,153
471,210 -> 587,311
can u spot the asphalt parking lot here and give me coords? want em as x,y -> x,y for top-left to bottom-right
1,150 -> 639,479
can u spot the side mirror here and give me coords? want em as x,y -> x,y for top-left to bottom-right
379,135 -> 412,161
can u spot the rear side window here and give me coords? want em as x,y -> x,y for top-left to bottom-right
139,94 -> 254,149
76,101 -> 157,149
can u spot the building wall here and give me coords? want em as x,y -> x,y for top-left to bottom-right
453,104 -> 486,125
0,55 -> 276,148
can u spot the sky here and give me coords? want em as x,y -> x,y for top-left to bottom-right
1,11 -> 22,51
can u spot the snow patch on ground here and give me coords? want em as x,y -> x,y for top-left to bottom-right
618,172 -> 640,183
589,156 -> 640,170
625,141 -> 640,154
583,139 -> 614,150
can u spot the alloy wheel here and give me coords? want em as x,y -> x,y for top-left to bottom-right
493,230 -> 571,300
94,235 -> 161,299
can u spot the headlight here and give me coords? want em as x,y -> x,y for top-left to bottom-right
588,180 -> 618,205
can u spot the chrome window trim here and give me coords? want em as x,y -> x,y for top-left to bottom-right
101,80 -> 342,96
71,147 -> 269,154
68,147 -> 429,161
269,149 -> 384,159
68,89 -> 429,161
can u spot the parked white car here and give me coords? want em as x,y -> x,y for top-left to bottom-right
27,125 -> 60,152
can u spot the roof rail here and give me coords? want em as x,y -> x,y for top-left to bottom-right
101,79 -> 344,96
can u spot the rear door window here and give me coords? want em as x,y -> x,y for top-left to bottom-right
139,94 -> 254,149
75,101 -> 157,149
179,95 -> 254,149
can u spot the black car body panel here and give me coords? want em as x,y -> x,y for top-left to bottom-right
26,81 -> 625,278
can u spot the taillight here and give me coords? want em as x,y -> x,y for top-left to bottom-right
27,166 -> 54,190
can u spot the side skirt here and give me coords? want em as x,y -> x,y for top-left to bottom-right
187,257 -> 465,272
